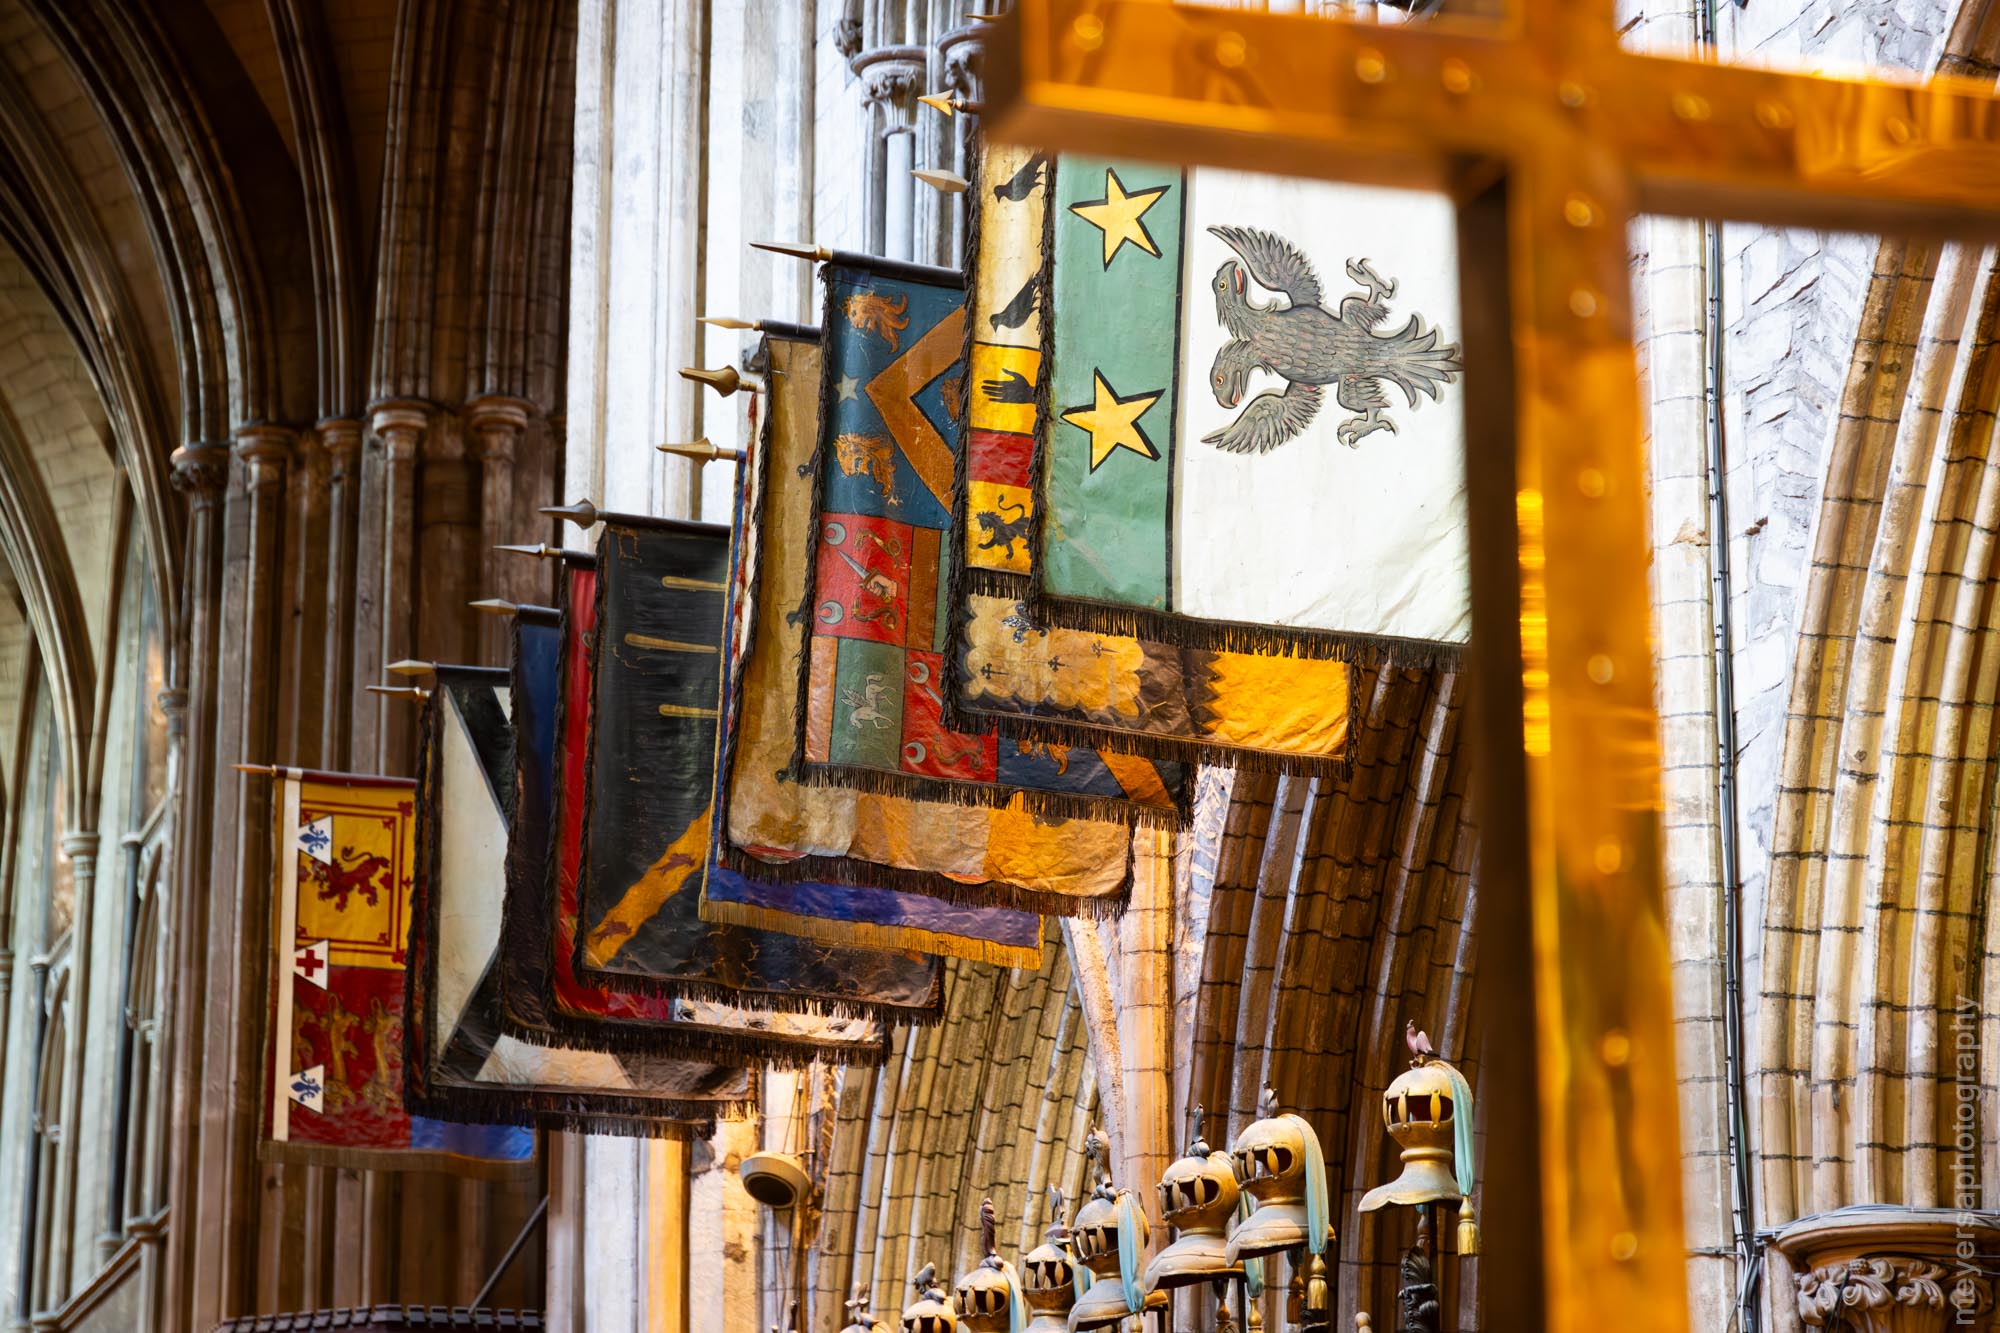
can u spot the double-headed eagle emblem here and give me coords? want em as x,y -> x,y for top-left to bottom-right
1204,224 -> 1462,453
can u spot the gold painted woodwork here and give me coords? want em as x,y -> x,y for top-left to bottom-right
983,2 -> 2000,1332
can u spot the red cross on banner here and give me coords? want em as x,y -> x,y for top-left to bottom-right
292,938 -> 330,990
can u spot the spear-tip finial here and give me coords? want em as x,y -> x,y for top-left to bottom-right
470,598 -> 519,618
918,92 -> 984,117
681,365 -> 752,397
385,659 -> 434,678
364,684 -> 430,702
698,315 -> 758,330
751,240 -> 833,263
541,499 -> 601,529
658,437 -> 745,464
913,168 -> 969,194
495,541 -> 561,560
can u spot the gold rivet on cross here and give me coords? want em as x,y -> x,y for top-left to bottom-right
1215,31 -> 1246,68
1670,91 -> 1711,122
1441,59 -> 1475,95
1355,49 -> 1388,84
1562,194 -> 1598,227
1071,14 -> 1102,49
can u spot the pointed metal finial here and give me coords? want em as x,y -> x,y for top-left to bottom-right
919,92 -> 958,117
470,598 -> 519,617
698,315 -> 757,331
681,365 -> 755,397
365,684 -> 430,702
385,659 -> 434,678
541,500 -> 601,529
658,437 -> 745,464
912,168 -> 969,194
495,542 -> 560,560
751,240 -> 833,263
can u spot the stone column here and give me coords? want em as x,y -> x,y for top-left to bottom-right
159,440 -> 229,1333
467,396 -> 532,661
319,420 -> 362,770
47,830 -> 100,1309
135,684 -> 185,1330
855,50 -> 923,263
1774,1208 -> 1997,1333
363,402 -> 427,774
203,424 -> 293,1324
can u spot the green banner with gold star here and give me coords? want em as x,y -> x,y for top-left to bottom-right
1044,156 -> 1182,609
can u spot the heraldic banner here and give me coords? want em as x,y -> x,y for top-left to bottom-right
498,570 -> 899,1066
704,343 -> 1045,966
714,331 -> 1133,923
405,666 -> 756,1136
1035,157 -> 1470,666
794,259 -> 1191,828
264,768 -> 532,1175
556,538 -> 940,1041
944,142 -> 1356,775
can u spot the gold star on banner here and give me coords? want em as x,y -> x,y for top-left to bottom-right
1061,371 -> 1162,470
1068,169 -> 1169,267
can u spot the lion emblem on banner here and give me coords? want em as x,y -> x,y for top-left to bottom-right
842,290 -> 909,351
835,432 -> 900,507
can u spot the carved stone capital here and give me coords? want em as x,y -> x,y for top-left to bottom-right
939,26 -> 984,97
834,14 -> 863,57
59,831 -> 100,864
1777,1207 -> 1999,1333
157,686 -> 188,739
368,399 -> 432,462
232,424 -> 294,492
319,418 -> 363,478
466,394 -> 534,462
169,442 -> 231,498
854,45 -> 926,114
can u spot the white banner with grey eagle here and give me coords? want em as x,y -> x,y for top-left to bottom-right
1037,159 -> 1470,662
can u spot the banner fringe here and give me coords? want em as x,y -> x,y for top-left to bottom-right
493,1004 -> 894,1069
565,965 -> 945,1027
964,709 -> 1355,781
1019,592 -> 1467,670
699,891 -> 1046,970
790,756 -> 1187,830
719,833 -> 1130,920
405,1084 -> 728,1139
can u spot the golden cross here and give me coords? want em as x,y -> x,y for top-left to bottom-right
983,4 -> 2000,1331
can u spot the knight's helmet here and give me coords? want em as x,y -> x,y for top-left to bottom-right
903,1264 -> 959,1333
1356,1039 -> 1480,1256
1143,1107 -> 1243,1294
1021,1186 -> 1088,1333
1226,1088 -> 1333,1327
955,1198 -> 1027,1333
1067,1127 -> 1165,1333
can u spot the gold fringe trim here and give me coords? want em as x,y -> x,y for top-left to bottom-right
699,894 -> 1045,970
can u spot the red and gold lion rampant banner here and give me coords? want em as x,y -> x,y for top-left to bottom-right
263,769 -> 532,1175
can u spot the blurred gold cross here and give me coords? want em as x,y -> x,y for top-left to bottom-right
983,4 -> 2000,1331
